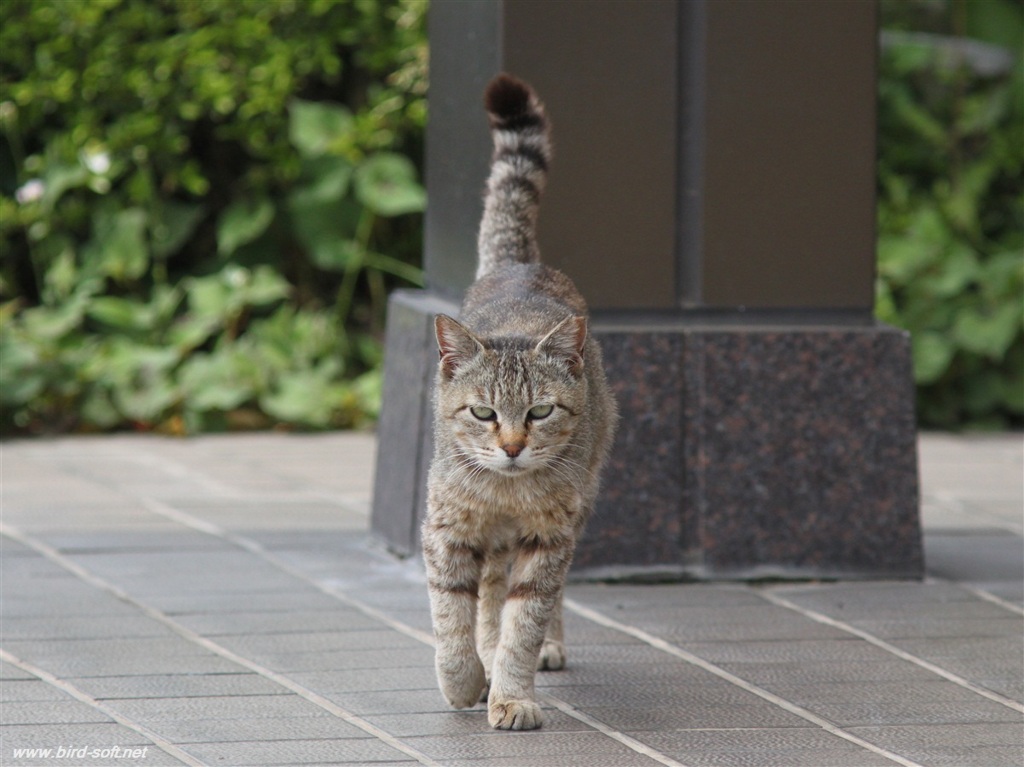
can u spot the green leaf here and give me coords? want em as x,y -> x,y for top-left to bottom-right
82,207 -> 149,283
178,350 -> 261,412
244,265 -> 292,306
152,201 -> 205,259
354,153 -> 426,216
912,331 -> 955,384
187,272 -> 234,322
168,315 -> 220,353
286,194 -> 361,261
41,162 -> 89,212
290,155 -> 353,205
87,297 -> 153,332
924,244 -> 978,298
20,283 -> 98,341
217,197 -> 274,257
0,335 -> 44,405
186,265 -> 289,324
260,360 -> 345,426
80,387 -> 122,429
86,339 -> 180,425
288,99 -> 354,157
40,238 -> 77,303
307,239 -> 362,271
953,304 -> 1021,360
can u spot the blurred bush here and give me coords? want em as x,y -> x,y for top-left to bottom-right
2,0 -> 1020,434
0,0 -> 426,434
878,0 -> 1023,429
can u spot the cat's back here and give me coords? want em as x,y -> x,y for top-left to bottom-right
461,263 -> 588,341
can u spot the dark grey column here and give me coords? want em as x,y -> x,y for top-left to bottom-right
372,0 -> 923,580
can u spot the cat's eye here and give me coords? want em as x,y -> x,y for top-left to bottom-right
470,406 -> 497,421
527,404 -> 554,420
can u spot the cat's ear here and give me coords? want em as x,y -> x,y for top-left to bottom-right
536,315 -> 587,377
435,315 -> 484,379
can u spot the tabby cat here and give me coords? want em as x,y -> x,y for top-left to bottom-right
422,73 -> 618,731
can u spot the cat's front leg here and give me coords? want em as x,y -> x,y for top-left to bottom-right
422,529 -> 487,709
537,587 -> 566,671
488,538 -> 573,730
477,546 -> 511,700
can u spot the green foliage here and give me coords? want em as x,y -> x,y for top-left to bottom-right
878,0 -> 1023,429
0,0 -> 427,434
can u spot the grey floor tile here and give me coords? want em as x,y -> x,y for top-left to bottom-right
234,647 -> 435,674
2,700 -> 112,725
579,703 -> 808,731
70,673 -> 290,700
127,715 -> 371,744
638,727 -> 896,767
172,608 -> 383,636
287,667 -> 439,694
440,755 -> 665,767
178,737 -> 412,765
674,638 -> 888,664
1,679 -> 70,703
713,659 -> 938,687
3,615 -> 178,641
363,710 -> 593,738
106,694 -> 337,724
149,590 -> 340,615
215,630 -> 427,656
407,730 -> 676,763
850,723 -> 1024,767
1,722 -> 154,750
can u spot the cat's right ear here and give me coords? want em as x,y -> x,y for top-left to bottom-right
435,315 -> 483,379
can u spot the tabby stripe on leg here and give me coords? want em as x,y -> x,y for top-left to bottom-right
427,580 -> 478,598
506,580 -> 560,601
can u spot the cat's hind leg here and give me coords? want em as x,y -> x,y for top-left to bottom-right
422,528 -> 487,709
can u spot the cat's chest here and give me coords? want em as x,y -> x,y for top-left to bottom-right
436,469 -> 580,541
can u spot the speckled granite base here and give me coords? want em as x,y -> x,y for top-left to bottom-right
371,291 -> 924,580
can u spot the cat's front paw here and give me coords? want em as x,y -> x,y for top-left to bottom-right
537,639 -> 566,671
489,699 -> 543,730
436,653 -> 487,709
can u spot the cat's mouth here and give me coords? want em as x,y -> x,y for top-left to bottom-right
488,458 -> 532,476
496,462 -> 527,475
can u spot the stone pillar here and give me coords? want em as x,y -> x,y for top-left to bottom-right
371,0 -> 923,580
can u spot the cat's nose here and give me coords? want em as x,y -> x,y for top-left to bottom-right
501,443 -> 525,458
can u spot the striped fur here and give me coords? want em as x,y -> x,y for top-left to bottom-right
423,74 -> 618,731
475,73 -> 552,280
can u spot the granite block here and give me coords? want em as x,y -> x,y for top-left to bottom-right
371,291 -> 455,557
371,290 -> 923,579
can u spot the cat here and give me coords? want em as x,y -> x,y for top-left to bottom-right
422,73 -> 618,731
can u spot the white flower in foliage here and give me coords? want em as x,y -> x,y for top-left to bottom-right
83,150 -> 111,175
15,179 -> 44,204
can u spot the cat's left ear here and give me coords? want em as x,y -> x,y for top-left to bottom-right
435,314 -> 484,379
536,315 -> 587,377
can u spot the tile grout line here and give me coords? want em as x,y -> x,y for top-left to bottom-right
930,490 -> 1024,535
756,589 -> 1024,713
0,523 -> 443,767
0,648 -> 203,767
947,580 -> 1024,617
562,598 -> 927,767
138,498 -> 692,767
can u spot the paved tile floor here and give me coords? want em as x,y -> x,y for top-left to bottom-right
2,431 -> 1021,767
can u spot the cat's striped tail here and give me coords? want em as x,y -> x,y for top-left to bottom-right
476,73 -> 552,279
